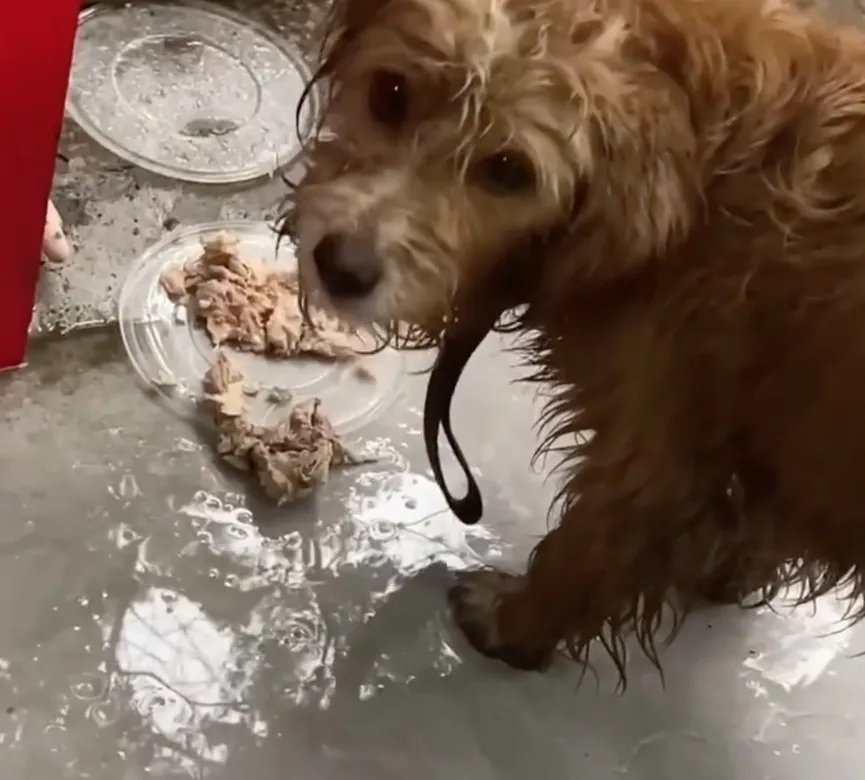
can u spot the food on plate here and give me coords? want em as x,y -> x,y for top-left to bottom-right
160,232 -> 363,360
201,352 -> 372,504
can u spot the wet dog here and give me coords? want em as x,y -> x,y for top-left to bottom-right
284,0 -> 865,678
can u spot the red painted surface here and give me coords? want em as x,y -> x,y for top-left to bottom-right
0,2 -> 79,369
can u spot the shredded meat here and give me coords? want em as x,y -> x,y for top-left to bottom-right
201,352 -> 371,504
160,232 -> 361,359
156,232 -> 378,502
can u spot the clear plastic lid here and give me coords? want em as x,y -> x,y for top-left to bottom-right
67,1 -> 315,184
118,221 -> 405,434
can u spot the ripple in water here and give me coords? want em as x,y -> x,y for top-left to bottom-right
69,672 -> 108,701
87,691 -> 122,728
366,519 -> 398,542
276,616 -> 319,651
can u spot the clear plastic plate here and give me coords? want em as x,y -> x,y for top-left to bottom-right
67,1 -> 316,183
118,221 -> 405,433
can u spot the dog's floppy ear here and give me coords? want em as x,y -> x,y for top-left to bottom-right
595,120 -> 698,266
331,0 -> 393,34
315,0 -> 393,79
320,0 -> 393,73
562,79 -> 699,282
535,102 -> 698,298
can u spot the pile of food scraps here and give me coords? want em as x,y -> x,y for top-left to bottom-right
160,232 -> 362,360
200,352 -> 371,504
160,233 -> 374,503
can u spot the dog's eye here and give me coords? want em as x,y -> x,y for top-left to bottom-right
368,69 -> 409,128
474,150 -> 536,195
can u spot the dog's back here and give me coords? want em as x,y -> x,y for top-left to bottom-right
652,0 -> 865,586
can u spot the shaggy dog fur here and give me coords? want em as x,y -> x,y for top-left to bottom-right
283,0 -> 865,678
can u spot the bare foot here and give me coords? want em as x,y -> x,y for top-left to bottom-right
42,199 -> 70,263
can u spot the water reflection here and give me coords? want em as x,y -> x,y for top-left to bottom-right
4,331 -> 860,779
115,587 -> 262,764
12,449 -> 508,777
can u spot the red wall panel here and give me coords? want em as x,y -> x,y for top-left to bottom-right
0,2 -> 79,369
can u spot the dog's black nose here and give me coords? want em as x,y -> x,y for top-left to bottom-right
312,233 -> 383,299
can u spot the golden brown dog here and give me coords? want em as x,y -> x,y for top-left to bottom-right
284,0 -> 865,678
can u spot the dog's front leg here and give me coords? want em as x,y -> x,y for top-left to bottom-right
449,452 -> 713,674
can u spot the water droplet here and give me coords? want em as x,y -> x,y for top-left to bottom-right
87,693 -> 121,727
116,526 -> 140,547
118,473 -> 141,499
131,689 -> 173,719
367,519 -> 398,541
161,591 -> 178,605
234,508 -> 254,524
70,672 -> 107,701
226,524 -> 251,540
277,619 -> 316,650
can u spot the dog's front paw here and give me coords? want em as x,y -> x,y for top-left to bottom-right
449,570 -> 554,671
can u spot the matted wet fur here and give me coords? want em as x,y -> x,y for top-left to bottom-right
281,0 -> 865,681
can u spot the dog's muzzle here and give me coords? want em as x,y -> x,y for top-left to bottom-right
312,232 -> 383,300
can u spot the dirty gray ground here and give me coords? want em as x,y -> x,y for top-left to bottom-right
3,0 -> 865,778
3,328 -> 862,780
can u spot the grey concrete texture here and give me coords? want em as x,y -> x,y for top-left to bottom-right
4,327 -> 861,780
3,0 -> 865,777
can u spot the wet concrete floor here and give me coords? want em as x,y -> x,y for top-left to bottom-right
3,327 -> 863,780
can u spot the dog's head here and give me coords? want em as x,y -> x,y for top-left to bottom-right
289,0 -> 699,339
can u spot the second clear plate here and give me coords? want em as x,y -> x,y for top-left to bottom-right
67,1 -> 316,183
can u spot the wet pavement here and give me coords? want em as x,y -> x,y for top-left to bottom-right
5,0 -> 865,777
3,327 -> 863,780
